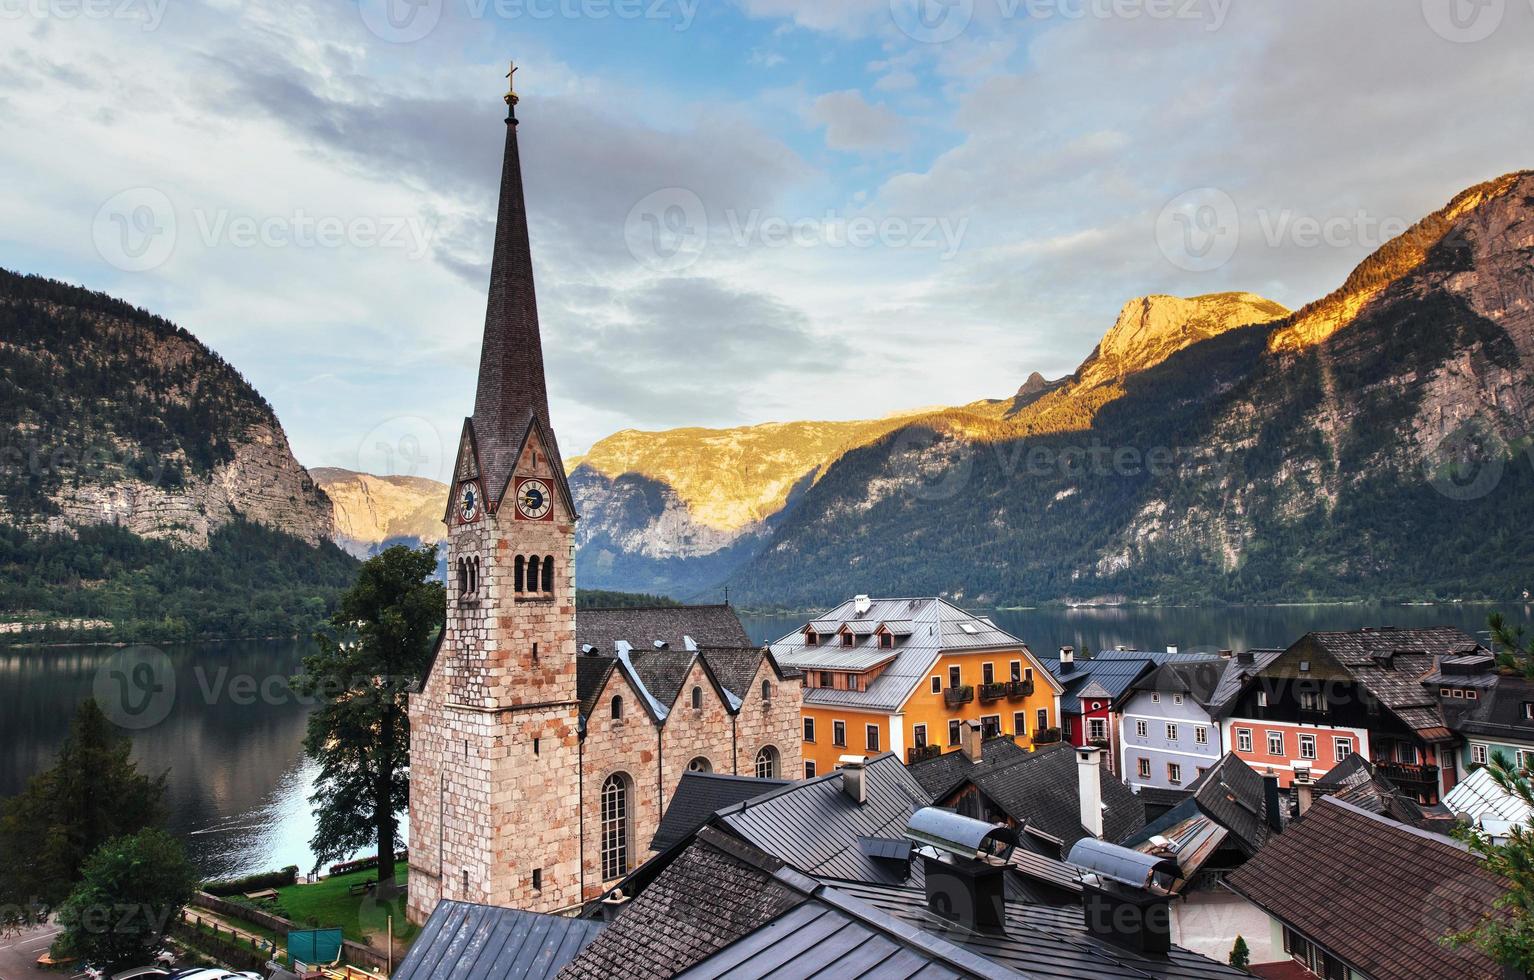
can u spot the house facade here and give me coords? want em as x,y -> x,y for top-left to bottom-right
405,82 -> 801,924
1430,652 -> 1534,772
770,596 -> 1062,777
1117,659 -> 1230,792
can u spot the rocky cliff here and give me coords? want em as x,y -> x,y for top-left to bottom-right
311,468 -> 448,558
0,270 -> 334,548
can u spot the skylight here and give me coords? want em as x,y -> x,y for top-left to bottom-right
959,623 -> 979,635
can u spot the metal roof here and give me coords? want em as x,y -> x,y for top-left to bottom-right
1444,765 -> 1534,828
652,771 -> 791,853
394,900 -> 603,980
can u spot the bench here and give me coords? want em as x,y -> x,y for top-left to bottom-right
347,879 -> 377,897
244,888 -> 280,903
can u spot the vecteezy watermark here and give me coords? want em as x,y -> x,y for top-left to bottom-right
1421,0 -> 1507,42
889,0 -> 1230,43
358,0 -> 698,42
0,439 -> 169,486
1155,186 -> 1240,272
1254,208 -> 1412,252
1422,416 -> 1508,501
354,416 -> 449,484
91,191 -> 436,272
0,0 -> 169,31
94,646 -> 176,731
622,188 -> 969,270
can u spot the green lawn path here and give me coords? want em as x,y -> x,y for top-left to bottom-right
272,868 -> 420,949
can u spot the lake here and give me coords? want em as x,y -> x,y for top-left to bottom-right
2,602 -> 1529,878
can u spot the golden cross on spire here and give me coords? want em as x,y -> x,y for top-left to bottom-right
504,60 -> 520,108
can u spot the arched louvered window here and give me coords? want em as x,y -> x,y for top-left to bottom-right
755,746 -> 780,779
611,696 -> 623,721
527,555 -> 541,594
514,555 -> 526,593
542,554 -> 555,592
691,686 -> 702,710
761,680 -> 772,702
457,559 -> 468,595
600,773 -> 631,880
687,757 -> 712,773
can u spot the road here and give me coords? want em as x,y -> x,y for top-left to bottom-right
0,922 -> 61,979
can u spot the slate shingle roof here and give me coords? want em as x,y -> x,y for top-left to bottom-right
1225,797 -> 1506,980
395,901 -> 603,980
1206,649 -> 1285,715
1312,753 -> 1430,827
651,771 -> 790,853
1124,660 -> 1227,708
1303,627 -> 1485,739
627,649 -> 699,713
578,604 -> 753,653
1438,672 -> 1534,743
1184,753 -> 1272,854
963,743 -> 1147,850
575,656 -> 617,719
905,737 -> 1033,801
557,832 -> 804,980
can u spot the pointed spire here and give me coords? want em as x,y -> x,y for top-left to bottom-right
472,61 -> 565,512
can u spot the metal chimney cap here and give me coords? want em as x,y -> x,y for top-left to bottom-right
905,807 -> 1018,863
1067,838 -> 1179,895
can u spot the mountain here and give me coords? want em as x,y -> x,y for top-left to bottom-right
311,468 -> 448,558
726,171 -> 1534,608
568,292 -> 1289,598
0,270 -> 356,642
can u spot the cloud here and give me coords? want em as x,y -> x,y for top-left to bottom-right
807,90 -> 907,153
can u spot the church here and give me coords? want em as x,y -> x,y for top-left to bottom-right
405,71 -> 803,924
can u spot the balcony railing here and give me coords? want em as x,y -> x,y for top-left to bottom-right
1376,761 -> 1440,786
1007,679 -> 1034,699
978,682 -> 1008,703
907,744 -> 942,765
1032,727 -> 1062,747
943,685 -> 975,707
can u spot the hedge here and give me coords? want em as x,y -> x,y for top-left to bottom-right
204,866 -> 300,897
328,851 -> 407,877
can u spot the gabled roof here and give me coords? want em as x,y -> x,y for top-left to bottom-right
1312,753 -> 1430,827
1439,672 -> 1534,743
1121,660 -> 1227,710
1225,797 -> 1506,980
1047,658 -> 1167,715
771,597 -> 1060,713
578,605 -> 752,654
906,737 -> 1032,801
396,900 -> 603,980
1292,629 -> 1478,739
651,772 -> 790,853
1206,649 -> 1285,715
965,744 -> 1146,851
1184,753 -> 1272,854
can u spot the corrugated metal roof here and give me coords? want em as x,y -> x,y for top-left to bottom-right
652,772 -> 791,853
1443,765 -> 1534,827
395,901 -> 603,980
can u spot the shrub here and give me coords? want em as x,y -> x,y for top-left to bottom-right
203,865 -> 299,897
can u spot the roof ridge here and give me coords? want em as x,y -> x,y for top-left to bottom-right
1316,795 -> 1467,850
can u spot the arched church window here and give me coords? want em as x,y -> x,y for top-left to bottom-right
755,746 -> 780,779
542,554 -> 555,593
468,557 -> 479,594
611,695 -> 623,721
514,555 -> 526,593
600,773 -> 631,880
527,555 -> 541,593
691,686 -> 702,710
687,757 -> 712,773
761,680 -> 772,702
457,559 -> 468,595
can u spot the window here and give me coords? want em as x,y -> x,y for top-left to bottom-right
1036,709 -> 1048,732
1167,762 -> 1183,784
805,761 -> 816,777
913,724 -> 928,748
1300,690 -> 1327,712
1013,712 -> 1026,736
1257,690 -> 1269,707
1063,717 -> 1073,737
1471,743 -> 1489,765
600,774 -> 631,880
983,663 -> 995,685
762,680 -> 772,702
833,721 -> 847,747
805,630 -> 818,647
1524,703 -> 1534,720
949,720 -> 962,746
1521,750 -> 1534,772
981,715 -> 1001,739
931,676 -> 942,694
1300,734 -> 1317,760
803,717 -> 816,742
1395,742 -> 1417,764
687,757 -> 712,773
841,631 -> 855,647
866,725 -> 880,751
611,696 -> 624,721
949,666 -> 962,688
691,686 -> 703,710
1267,731 -> 1284,756
1025,667 -> 1034,683
1237,728 -> 1253,752
1137,757 -> 1151,779
879,632 -> 894,649
1467,689 -> 1479,700
1089,718 -> 1107,741
1166,724 -> 1178,741
1334,738 -> 1352,762
819,671 -> 833,688
527,555 -> 541,594
1173,694 -> 1184,705
1010,660 -> 1022,681
1195,727 -> 1208,745
532,868 -> 542,891
1151,693 -> 1160,703
514,555 -> 525,593
755,746 -> 780,778
1441,687 -> 1454,697
845,673 -> 860,692
542,554 -> 554,592
1135,720 -> 1148,738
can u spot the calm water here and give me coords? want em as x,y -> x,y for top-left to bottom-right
3,603 -> 1530,878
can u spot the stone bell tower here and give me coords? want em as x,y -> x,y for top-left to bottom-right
407,64 -> 583,923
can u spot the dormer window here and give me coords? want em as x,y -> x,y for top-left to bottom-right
841,631 -> 855,647
805,630 -> 819,647
879,632 -> 894,650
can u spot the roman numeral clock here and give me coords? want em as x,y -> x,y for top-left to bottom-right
514,477 -> 553,521
456,482 -> 483,524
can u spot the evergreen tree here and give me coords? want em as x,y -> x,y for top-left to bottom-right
292,546 -> 444,888
1228,935 -> 1250,970
53,829 -> 195,970
0,700 -> 166,925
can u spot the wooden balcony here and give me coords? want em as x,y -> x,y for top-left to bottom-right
1006,679 -> 1034,699
943,685 -> 975,707
1376,761 -> 1439,787
907,744 -> 942,765
978,682 -> 1008,703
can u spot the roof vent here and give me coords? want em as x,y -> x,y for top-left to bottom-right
1068,839 -> 1178,954
581,644 -> 597,656
1166,646 -> 1178,655
853,594 -> 873,616
1236,650 -> 1254,665
653,640 -> 669,650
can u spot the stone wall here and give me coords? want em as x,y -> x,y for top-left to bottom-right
734,658 -> 803,779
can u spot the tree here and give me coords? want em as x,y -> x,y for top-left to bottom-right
0,700 -> 165,927
1446,751 -> 1534,972
1228,935 -> 1251,970
53,829 -> 195,970
292,545 -> 444,889
1488,612 -> 1534,679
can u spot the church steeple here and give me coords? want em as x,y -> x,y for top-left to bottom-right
471,61 -> 566,513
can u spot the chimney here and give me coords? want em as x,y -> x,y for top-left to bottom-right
1059,646 -> 1075,673
599,888 -> 632,923
854,594 -> 872,616
1295,782 -> 1314,816
1236,649 -> 1254,665
1262,775 -> 1284,833
960,721 -> 983,763
839,754 -> 868,805
1070,839 -> 1175,955
1077,746 -> 1104,839
923,855 -> 1007,935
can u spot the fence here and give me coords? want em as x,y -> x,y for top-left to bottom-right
187,893 -> 391,976
171,916 -> 273,974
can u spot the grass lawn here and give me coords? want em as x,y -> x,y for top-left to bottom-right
274,867 -> 420,949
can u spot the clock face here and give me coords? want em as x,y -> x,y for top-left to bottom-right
457,483 -> 481,523
515,478 -> 553,521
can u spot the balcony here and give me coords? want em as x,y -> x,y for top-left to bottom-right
943,685 -> 975,707
978,682 -> 1008,703
1006,679 -> 1034,699
907,744 -> 942,765
1032,727 -> 1062,747
1376,761 -> 1440,787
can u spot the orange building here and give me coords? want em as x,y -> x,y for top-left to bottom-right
770,596 -> 1064,777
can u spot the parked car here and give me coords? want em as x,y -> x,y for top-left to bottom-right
110,968 -> 170,980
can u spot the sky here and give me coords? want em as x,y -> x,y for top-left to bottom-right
2,0 -> 1532,482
